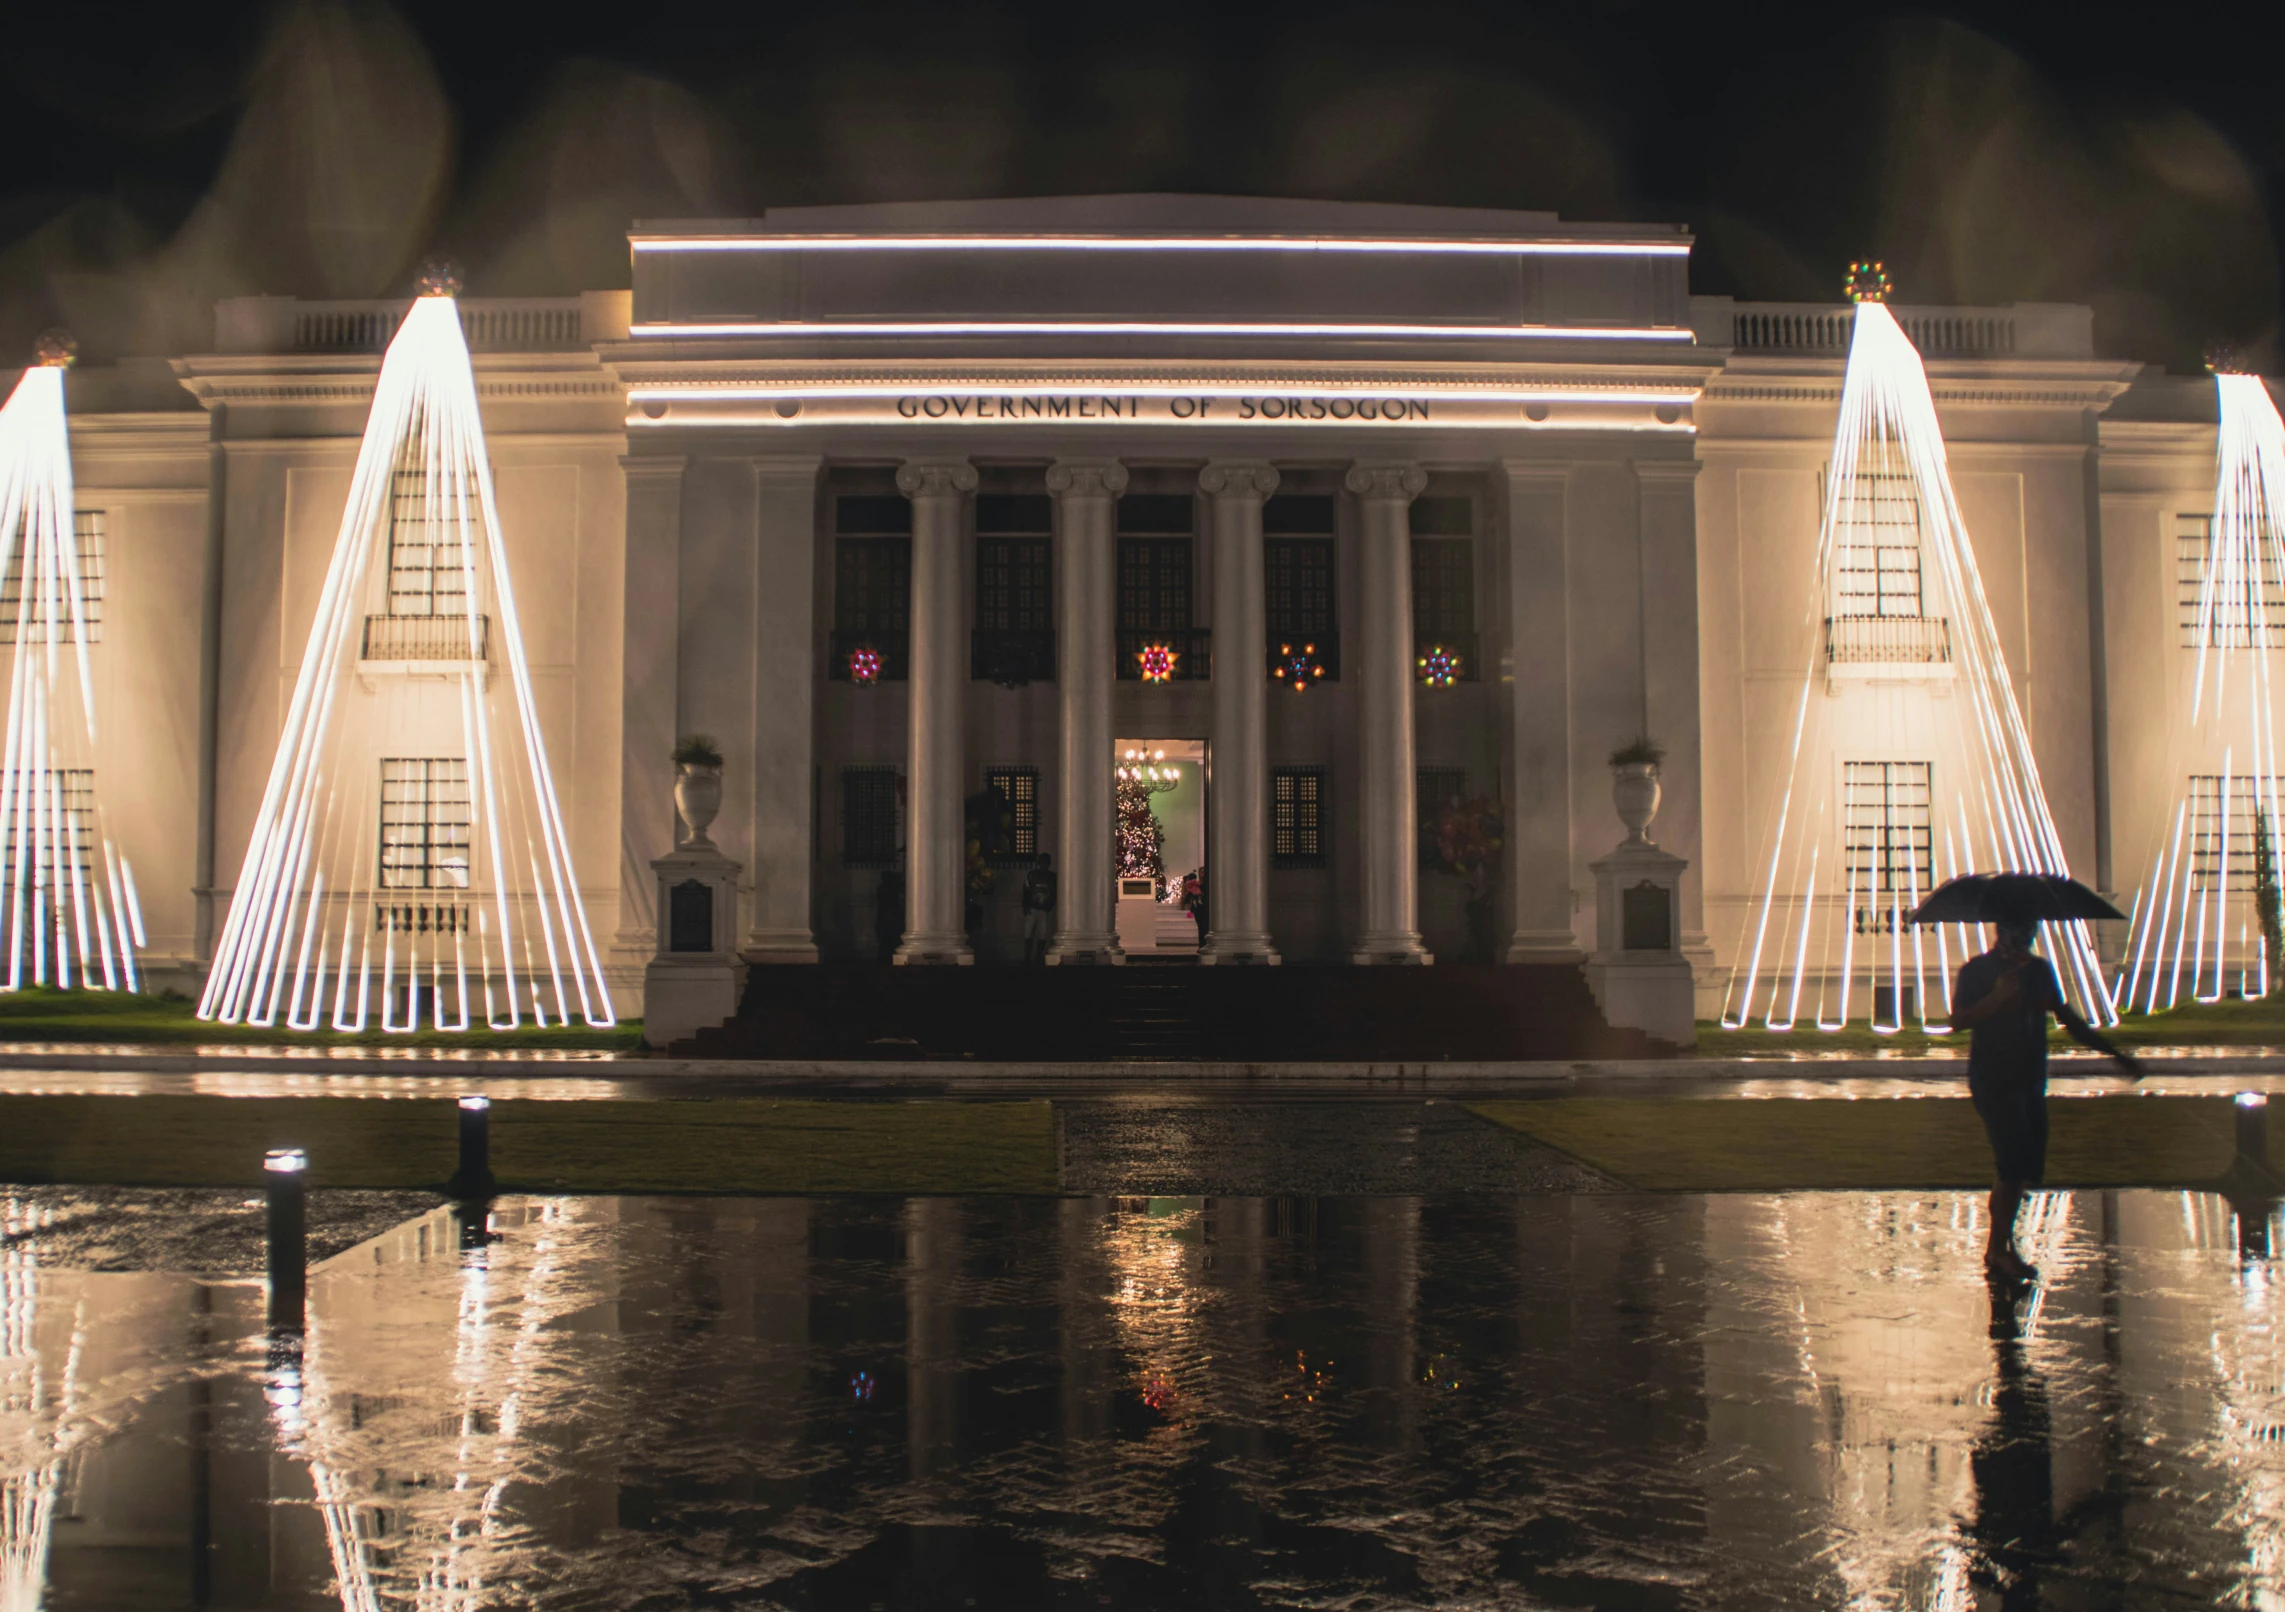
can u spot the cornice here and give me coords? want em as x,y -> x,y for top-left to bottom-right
602,354 -> 1719,395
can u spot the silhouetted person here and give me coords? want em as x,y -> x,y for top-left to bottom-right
1021,853 -> 1056,966
874,867 -> 905,964
1952,919 -> 2140,1281
1182,863 -> 1207,946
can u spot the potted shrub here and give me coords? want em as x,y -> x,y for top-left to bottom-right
1607,734 -> 1665,843
671,734 -> 725,847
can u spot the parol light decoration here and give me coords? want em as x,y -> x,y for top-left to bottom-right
1272,642 -> 1325,690
1137,642 -> 1177,683
1417,645 -> 1461,687
0,330 -> 145,991
199,286 -> 613,1032
848,645 -> 882,685
1846,261 -> 1891,304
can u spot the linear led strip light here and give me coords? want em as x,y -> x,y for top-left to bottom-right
626,383 -> 1700,405
631,319 -> 1697,342
631,232 -> 1692,257
0,334 -> 147,994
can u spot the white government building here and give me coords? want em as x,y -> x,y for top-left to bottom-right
35,195 -> 2231,1022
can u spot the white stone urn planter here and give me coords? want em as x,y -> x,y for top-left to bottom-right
675,763 -> 723,848
1611,760 -> 1662,845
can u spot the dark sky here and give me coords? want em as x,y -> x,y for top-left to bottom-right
3,0 -> 2278,370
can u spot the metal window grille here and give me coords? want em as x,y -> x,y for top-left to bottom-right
834,538 -> 911,635
1842,762 -> 1934,895
1118,537 -> 1192,634
385,467 -> 472,618
1417,767 -> 1465,868
1411,539 -> 1473,641
0,769 -> 94,884
1832,469 -> 1925,619
2177,515 -> 2285,647
0,511 -> 105,644
2187,774 -> 2285,892
1411,495 -> 1474,536
1266,538 -> 1335,638
1119,493 -> 1195,535
842,766 -> 901,868
835,494 -> 912,536
984,765 -> 1041,864
977,539 -> 1051,632
378,759 -> 472,890
1273,767 -> 1328,869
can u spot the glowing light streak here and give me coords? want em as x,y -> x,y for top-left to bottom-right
199,294 -> 614,1033
625,382 -> 1701,406
628,319 -> 1697,343
1719,299 -> 2111,1031
629,231 -> 1693,257
0,359 -> 143,993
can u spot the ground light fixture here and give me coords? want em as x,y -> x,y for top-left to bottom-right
454,1093 -> 495,1199
264,1147 -> 308,1331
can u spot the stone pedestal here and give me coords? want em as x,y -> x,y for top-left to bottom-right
643,843 -> 746,1048
1583,825 -> 1695,1049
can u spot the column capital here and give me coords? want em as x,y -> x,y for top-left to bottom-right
746,453 -> 825,484
1631,457 -> 1704,488
896,458 -> 978,499
1498,458 -> 1572,489
620,453 -> 688,483
1199,461 -> 1280,501
1045,459 -> 1128,499
1345,462 -> 1427,502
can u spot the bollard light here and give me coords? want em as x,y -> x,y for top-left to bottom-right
264,1148 -> 308,1333
452,1094 -> 495,1199
2237,1092 -> 2273,1178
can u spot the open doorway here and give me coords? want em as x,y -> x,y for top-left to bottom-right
1114,739 -> 1207,958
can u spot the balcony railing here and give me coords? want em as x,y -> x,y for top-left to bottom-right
362,614 -> 489,661
213,292 -> 632,355
1117,628 -> 1212,682
1414,631 -> 1480,685
1825,615 -> 1953,665
829,628 -> 909,682
971,628 -> 1056,686
1267,630 -> 1340,685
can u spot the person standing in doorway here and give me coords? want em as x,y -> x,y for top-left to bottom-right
1951,919 -> 2141,1282
1021,853 -> 1057,966
1181,864 -> 1208,947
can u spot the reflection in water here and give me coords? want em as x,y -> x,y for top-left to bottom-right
2,1190 -> 2285,1606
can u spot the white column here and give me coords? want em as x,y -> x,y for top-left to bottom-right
1347,461 -> 1432,964
1046,459 -> 1126,964
616,454 -> 685,959
1635,457 -> 1715,995
746,455 -> 822,961
1501,461 -> 1582,961
1198,461 -> 1281,964
895,458 -> 976,965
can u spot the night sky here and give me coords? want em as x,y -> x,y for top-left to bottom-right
3,0 -> 2277,370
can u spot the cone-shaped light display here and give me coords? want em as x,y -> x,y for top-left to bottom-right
2115,373 -> 2285,1008
1721,292 -> 2111,1031
200,292 -> 612,1030
0,341 -> 144,991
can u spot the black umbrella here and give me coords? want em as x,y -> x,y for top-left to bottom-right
1909,872 -> 2126,927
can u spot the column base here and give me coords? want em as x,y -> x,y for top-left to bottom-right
894,933 -> 974,966
1504,928 -> 1585,965
1045,932 -> 1125,965
1351,932 -> 1433,965
1198,933 -> 1281,965
741,928 -> 819,964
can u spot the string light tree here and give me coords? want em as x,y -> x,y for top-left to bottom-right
1115,747 -> 1179,886
198,263 -> 615,1034
1719,263 -> 2112,1035
2115,348 -> 2285,1008
0,328 -> 146,992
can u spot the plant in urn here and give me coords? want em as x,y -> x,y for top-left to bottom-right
671,734 -> 725,848
1608,734 -> 1665,845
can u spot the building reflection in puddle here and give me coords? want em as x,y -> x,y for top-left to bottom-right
4,1188 -> 2285,1608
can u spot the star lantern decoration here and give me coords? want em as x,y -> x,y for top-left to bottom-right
1417,644 -> 1461,687
1271,642 -> 1325,691
1845,260 -> 1891,304
848,645 -> 882,685
1138,642 -> 1178,682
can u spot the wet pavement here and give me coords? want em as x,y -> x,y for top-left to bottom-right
6,1184 -> 2284,1609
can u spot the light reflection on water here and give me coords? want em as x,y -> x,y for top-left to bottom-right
5,1189 -> 2285,1609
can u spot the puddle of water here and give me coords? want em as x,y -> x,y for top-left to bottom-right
4,1188 -> 2283,1609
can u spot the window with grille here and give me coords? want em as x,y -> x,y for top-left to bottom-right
386,468 -> 472,618
1417,767 -> 1465,868
1412,539 -> 1473,642
1273,767 -> 1328,869
834,495 -> 912,637
1118,538 -> 1192,634
2187,774 -> 2285,891
0,511 -> 105,644
0,769 -> 93,884
976,496 -> 1051,633
1843,762 -> 1935,895
1266,539 -> 1335,638
1832,470 -> 1925,619
983,765 -> 1040,864
2177,515 -> 2285,647
378,759 -> 471,890
842,766 -> 901,868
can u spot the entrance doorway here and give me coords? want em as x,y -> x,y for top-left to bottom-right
1114,739 -> 1207,957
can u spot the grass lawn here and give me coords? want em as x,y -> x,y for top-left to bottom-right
0,1093 -> 1058,1195
1472,1092 -> 2266,1192
0,985 -> 644,1053
1705,992 -> 2285,1056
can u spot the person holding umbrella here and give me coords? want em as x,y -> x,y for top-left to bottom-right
1916,874 -> 2145,1283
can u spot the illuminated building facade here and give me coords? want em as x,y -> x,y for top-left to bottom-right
25,195 -> 2229,1014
